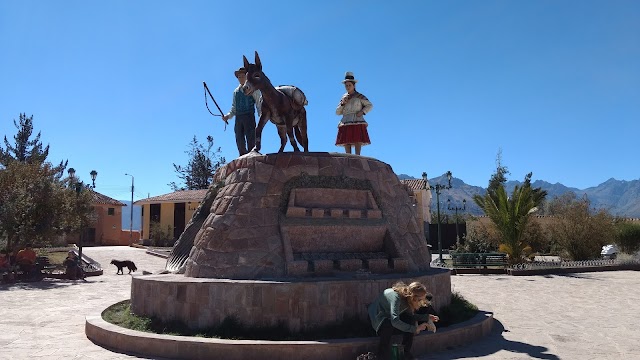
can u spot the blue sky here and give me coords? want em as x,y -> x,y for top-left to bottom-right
1,1 -> 638,201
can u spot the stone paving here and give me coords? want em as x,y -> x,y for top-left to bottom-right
1,246 -> 639,360
425,271 -> 640,360
0,246 -> 167,360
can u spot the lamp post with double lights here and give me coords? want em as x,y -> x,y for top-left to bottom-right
422,171 -> 453,265
67,168 -> 97,263
447,198 -> 466,248
125,173 -> 134,246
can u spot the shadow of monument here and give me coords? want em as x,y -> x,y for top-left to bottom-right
425,320 -> 560,360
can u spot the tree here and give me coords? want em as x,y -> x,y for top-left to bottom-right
473,154 -> 547,264
169,135 -> 225,191
547,193 -> 616,260
520,218 -> 553,255
487,149 -> 509,195
0,162 -> 91,251
0,113 -> 67,174
615,221 -> 640,255
0,114 -> 84,250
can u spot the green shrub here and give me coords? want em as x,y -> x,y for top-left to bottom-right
149,222 -> 174,247
615,222 -> 640,254
437,292 -> 478,327
548,194 -> 616,260
456,223 -> 499,253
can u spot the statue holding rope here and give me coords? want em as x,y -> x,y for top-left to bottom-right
203,66 -> 262,157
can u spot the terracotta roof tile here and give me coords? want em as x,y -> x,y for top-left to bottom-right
91,191 -> 126,206
400,179 -> 428,191
134,189 -> 208,205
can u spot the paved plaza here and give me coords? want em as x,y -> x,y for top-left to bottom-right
1,246 -> 639,359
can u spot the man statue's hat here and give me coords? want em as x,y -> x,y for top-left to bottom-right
234,67 -> 246,77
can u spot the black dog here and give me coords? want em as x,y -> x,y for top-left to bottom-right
110,259 -> 137,274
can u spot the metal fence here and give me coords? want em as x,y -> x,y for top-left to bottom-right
511,258 -> 640,270
430,255 -> 640,271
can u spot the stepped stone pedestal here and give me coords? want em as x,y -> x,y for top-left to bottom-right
131,152 -> 451,332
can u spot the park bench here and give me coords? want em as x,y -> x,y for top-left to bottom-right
36,256 -> 58,275
451,252 -> 508,269
3,256 -> 58,282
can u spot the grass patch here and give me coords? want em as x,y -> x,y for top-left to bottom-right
103,293 -> 478,340
103,300 -> 153,332
44,251 -> 71,265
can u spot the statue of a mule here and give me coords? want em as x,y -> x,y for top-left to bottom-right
241,51 -> 309,153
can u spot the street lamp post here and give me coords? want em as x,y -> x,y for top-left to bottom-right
423,171 -> 453,265
67,168 -> 97,264
447,198 -> 467,247
124,174 -> 134,246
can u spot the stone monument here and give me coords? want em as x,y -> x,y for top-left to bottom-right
130,152 -> 451,332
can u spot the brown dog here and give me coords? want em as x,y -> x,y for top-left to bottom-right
110,259 -> 137,274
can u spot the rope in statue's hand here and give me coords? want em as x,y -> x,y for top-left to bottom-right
203,81 -> 228,131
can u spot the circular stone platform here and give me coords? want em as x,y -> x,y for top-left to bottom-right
86,309 -> 493,360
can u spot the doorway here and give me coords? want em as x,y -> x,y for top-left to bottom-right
174,203 -> 186,240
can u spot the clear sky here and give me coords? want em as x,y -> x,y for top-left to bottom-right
1,1 -> 638,201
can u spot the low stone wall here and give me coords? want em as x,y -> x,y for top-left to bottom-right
131,270 -> 451,332
86,309 -> 493,360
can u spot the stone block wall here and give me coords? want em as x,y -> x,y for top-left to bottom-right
131,270 -> 451,332
184,152 -> 431,279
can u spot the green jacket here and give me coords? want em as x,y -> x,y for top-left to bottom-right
368,288 -> 431,333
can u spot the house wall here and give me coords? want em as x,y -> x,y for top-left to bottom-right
414,189 -> 432,224
94,204 -> 123,245
139,201 -> 202,241
119,230 -> 141,245
142,204 -> 150,240
160,203 -> 175,236
186,202 -> 198,221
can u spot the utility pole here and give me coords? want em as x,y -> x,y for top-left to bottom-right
125,173 -> 134,246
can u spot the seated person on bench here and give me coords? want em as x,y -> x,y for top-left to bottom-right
16,244 -> 37,277
63,251 -> 85,280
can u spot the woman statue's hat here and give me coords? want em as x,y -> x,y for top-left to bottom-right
341,71 -> 358,83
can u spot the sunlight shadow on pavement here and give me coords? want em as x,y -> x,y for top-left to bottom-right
425,320 -> 560,360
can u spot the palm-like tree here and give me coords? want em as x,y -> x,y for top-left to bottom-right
473,173 -> 547,264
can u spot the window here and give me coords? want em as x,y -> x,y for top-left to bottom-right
108,208 -> 115,216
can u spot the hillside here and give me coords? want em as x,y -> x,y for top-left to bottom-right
397,173 -> 640,217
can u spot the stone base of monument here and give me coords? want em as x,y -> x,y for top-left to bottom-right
86,307 -> 494,360
130,270 -> 450,332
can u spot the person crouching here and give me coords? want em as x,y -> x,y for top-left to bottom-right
367,281 -> 439,360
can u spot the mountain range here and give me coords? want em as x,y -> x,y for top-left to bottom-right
118,175 -> 640,230
397,174 -> 640,218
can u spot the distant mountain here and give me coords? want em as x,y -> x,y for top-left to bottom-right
582,178 -> 640,218
425,174 -> 486,216
397,174 -> 417,180
400,173 -> 640,218
120,201 -> 142,231
506,180 -> 581,199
